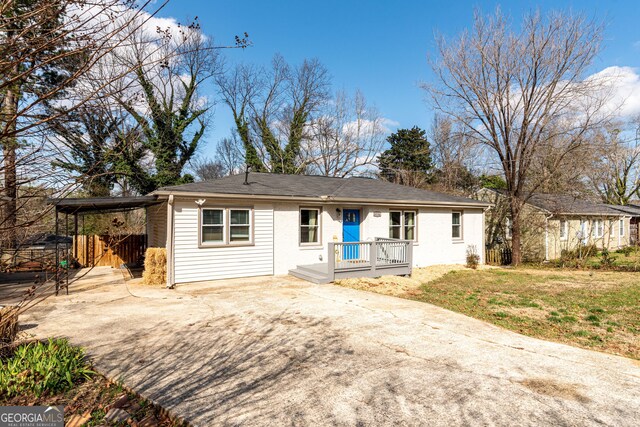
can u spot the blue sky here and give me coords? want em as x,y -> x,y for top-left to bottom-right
157,0 -> 640,159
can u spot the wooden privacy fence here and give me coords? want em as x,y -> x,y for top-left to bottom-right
73,234 -> 147,268
485,248 -> 512,265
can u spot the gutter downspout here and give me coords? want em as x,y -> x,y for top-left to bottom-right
544,214 -> 553,262
166,195 -> 175,288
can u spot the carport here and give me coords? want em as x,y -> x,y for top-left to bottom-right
47,196 -> 161,294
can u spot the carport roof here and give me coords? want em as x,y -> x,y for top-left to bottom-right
49,196 -> 161,215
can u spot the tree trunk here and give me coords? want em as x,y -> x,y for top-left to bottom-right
509,198 -> 522,265
1,79 -> 18,249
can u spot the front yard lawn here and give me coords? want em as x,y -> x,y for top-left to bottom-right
419,269 -> 640,359
339,267 -> 640,359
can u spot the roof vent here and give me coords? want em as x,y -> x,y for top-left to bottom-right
243,165 -> 250,185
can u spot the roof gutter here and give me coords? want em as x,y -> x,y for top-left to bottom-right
150,191 -> 491,209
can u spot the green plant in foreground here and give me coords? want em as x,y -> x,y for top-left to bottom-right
0,338 -> 94,398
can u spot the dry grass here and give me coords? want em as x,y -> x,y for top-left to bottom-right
337,266 -> 640,359
142,248 -> 166,286
335,264 -> 494,297
519,378 -> 589,403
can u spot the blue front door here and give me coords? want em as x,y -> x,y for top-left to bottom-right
343,209 -> 360,260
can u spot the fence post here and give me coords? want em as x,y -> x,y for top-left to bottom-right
327,242 -> 335,281
370,241 -> 377,274
407,241 -> 413,274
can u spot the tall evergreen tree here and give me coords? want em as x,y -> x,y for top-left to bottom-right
377,126 -> 433,186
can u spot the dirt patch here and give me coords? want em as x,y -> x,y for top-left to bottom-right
519,378 -> 590,403
336,264 -> 495,297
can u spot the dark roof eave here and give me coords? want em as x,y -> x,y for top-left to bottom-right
151,190 -> 490,208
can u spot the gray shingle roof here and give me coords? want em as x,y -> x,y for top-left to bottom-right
478,188 -> 629,216
153,173 -> 488,207
608,203 -> 640,216
526,194 -> 626,216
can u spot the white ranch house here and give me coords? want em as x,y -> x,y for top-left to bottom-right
144,173 -> 489,286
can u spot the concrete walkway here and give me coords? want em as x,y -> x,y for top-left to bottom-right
21,267 -> 640,426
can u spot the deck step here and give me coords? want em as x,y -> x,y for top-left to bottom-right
288,268 -> 332,284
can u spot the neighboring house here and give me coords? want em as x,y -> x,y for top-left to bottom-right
147,173 -> 490,286
475,188 -> 631,261
609,202 -> 640,245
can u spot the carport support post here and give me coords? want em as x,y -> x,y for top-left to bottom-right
55,208 -> 59,296
74,213 -> 78,264
65,212 -> 69,295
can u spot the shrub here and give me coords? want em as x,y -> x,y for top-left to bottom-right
465,245 -> 480,269
0,339 -> 94,398
599,248 -> 615,268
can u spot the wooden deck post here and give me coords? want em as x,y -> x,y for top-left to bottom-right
327,242 -> 336,281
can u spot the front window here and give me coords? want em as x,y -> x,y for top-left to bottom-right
592,219 -> 604,238
389,211 -> 402,239
389,211 -> 416,240
619,219 -> 625,236
229,209 -> 251,242
300,208 -> 320,244
404,211 -> 416,240
559,219 -> 568,240
202,209 -> 224,243
609,219 -> 615,237
452,211 -> 462,239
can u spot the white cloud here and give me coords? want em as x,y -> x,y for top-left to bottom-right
585,66 -> 640,120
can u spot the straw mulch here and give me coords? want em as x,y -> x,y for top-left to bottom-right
142,248 -> 167,286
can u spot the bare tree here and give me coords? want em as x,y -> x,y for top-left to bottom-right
217,54 -> 331,174
304,90 -> 385,177
425,9 -> 610,264
0,0 -> 170,248
429,114 -> 479,194
590,119 -> 640,205
214,135 -> 244,175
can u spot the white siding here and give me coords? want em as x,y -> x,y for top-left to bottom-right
172,200 -> 274,284
272,204 -> 485,274
146,202 -> 167,247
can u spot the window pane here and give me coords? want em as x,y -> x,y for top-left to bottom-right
405,225 -> 415,240
452,225 -> 461,239
202,226 -> 223,242
390,211 -> 401,226
389,226 -> 401,239
452,212 -> 461,226
301,209 -> 318,226
404,212 -> 415,226
230,209 -> 250,225
230,225 -> 250,242
301,226 -> 319,243
203,209 -> 223,225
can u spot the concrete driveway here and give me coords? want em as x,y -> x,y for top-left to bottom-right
21,267 -> 640,426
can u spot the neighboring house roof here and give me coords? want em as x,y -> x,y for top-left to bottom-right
477,188 -> 626,216
608,203 -> 640,217
153,173 -> 489,207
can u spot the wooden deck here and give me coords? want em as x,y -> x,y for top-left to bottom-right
289,238 -> 413,284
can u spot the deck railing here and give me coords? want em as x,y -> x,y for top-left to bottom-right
327,238 -> 413,280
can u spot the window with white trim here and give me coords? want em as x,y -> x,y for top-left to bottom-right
200,207 -> 252,245
202,209 -> 225,243
389,211 -> 417,240
452,211 -> 462,240
609,219 -> 615,237
229,209 -> 251,242
300,208 -> 321,244
559,219 -> 568,241
619,219 -> 625,236
592,219 -> 604,238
